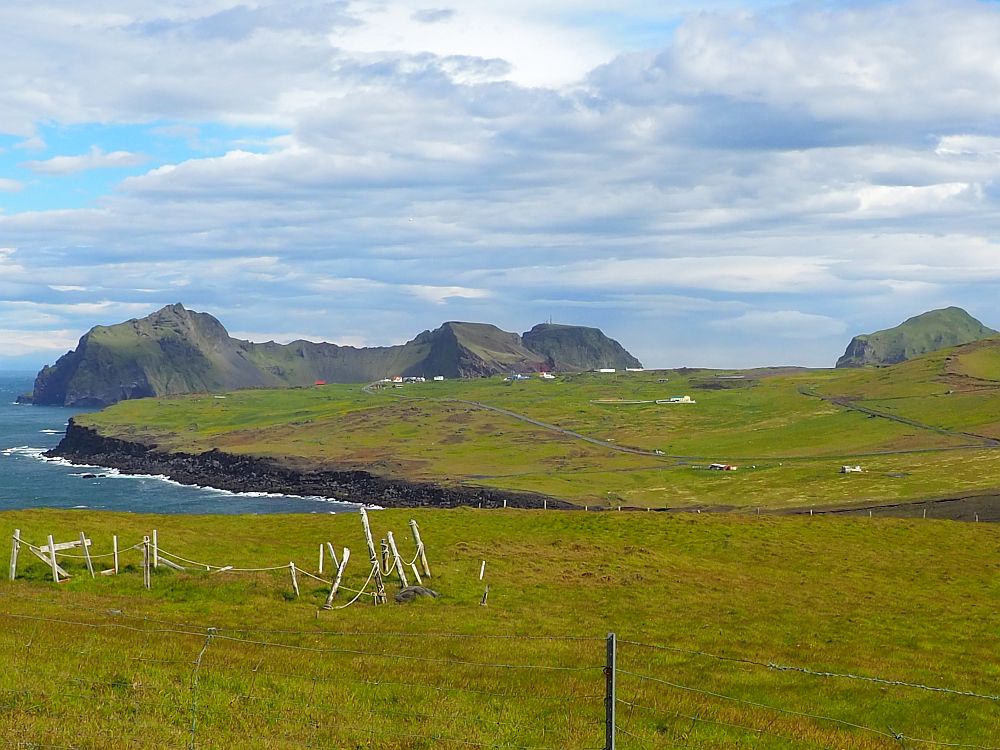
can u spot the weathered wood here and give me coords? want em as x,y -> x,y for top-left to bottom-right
322,547 -> 351,610
47,534 -> 59,583
380,539 -> 390,574
28,545 -> 68,579
479,560 -> 486,581
212,565 -> 234,574
318,543 -> 324,574
359,508 -> 386,604
409,519 -> 431,579
142,536 -> 150,590
410,562 -> 422,586
113,535 -> 119,575
289,562 -> 300,597
152,529 -> 158,569
159,557 -> 185,572
80,531 -> 95,579
100,568 -> 116,576
9,529 -> 20,581
480,585 -> 489,606
386,531 -> 408,588
39,538 -> 91,554
326,542 -> 339,570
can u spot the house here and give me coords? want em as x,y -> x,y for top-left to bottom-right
625,367 -> 644,372
840,465 -> 863,473
596,368 -> 616,373
539,372 -> 555,379
433,375 -> 445,381
709,463 -> 738,471
391,376 -> 403,383
314,380 -> 326,386
657,395 -> 695,404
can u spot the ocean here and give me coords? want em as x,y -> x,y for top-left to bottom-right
0,373 -> 360,514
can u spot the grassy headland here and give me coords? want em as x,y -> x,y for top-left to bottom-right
73,336 -> 1000,510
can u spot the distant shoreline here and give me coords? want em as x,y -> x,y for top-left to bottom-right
50,420 -> 570,511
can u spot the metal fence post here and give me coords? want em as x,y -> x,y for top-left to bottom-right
605,632 -> 616,750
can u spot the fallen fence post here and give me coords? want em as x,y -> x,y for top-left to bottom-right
323,547 -> 351,610
409,520 -> 431,578
80,532 -> 94,579
605,632 -> 617,750
9,529 -> 20,581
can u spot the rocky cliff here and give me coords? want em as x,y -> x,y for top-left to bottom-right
23,304 -> 641,406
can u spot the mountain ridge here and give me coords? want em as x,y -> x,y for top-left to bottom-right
23,304 -> 642,406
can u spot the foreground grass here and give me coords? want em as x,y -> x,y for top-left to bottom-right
1,509 -> 998,748
79,344 -> 1000,508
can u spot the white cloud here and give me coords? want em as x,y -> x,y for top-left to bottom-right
23,145 -> 147,175
0,178 -> 22,192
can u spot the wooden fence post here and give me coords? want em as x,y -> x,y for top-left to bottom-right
318,543 -> 324,574
152,529 -> 158,569
113,535 -> 119,574
80,532 -> 94,579
359,509 -> 386,604
47,534 -> 59,583
605,633 -> 617,750
289,562 -> 300,598
142,536 -> 151,590
326,542 -> 339,570
9,529 -> 20,581
386,531 -> 408,588
479,560 -> 486,581
409,520 -> 431,578
323,548 -> 351,610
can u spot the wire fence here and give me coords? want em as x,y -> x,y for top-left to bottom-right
0,598 -> 996,750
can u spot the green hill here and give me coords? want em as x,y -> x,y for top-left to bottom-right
24,305 -> 640,406
836,306 -> 995,368
521,322 -> 642,370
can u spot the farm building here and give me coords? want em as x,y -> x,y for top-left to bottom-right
539,372 -> 555,379
657,395 -> 695,404
709,463 -> 738,471
595,368 -> 616,373
433,375 -> 445,381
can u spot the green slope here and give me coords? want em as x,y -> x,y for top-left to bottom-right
836,306 -> 995,368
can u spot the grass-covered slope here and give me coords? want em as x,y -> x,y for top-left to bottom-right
522,322 -> 642,370
835,306 -> 995,368
26,306 -> 639,407
1,508 -> 997,748
77,338 -> 1000,510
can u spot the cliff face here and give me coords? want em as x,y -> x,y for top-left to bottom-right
522,323 -> 642,371
836,307 -> 996,368
24,305 -> 640,406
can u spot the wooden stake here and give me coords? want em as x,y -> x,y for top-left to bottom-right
923,508 -> 927,519
380,539 -> 390,574
326,542 -> 339,569
28,545 -> 68,579
159,557 -> 185,572
387,531 -> 408,588
80,532 -> 94,579
479,560 -> 486,581
480,585 -> 489,606
113,535 -> 119,575
318,543 -> 324,574
503,498 -> 507,509
47,534 -> 59,583
9,529 -> 20,581
409,520 -> 431,578
152,529 -> 158,569
359,509 -> 386,604
142,536 -> 151,590
410,562 -> 422,586
323,548 -> 351,609
289,562 -> 300,598
543,498 -> 547,510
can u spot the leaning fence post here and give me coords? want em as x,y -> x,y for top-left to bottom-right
9,529 -> 20,581
289,562 -> 300,598
80,531 -> 95,579
605,632 -> 616,750
359,508 -> 386,604
409,519 -> 431,578
386,531 -> 408,588
47,534 -> 59,583
326,542 -> 340,570
323,547 -> 351,610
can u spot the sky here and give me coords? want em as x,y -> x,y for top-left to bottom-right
3,0 -> 1000,370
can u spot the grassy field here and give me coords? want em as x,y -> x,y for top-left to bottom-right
75,337 -> 1000,510
1,508 -> 998,748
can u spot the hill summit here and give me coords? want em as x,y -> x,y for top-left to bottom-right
23,305 -> 642,406
835,307 -> 996,368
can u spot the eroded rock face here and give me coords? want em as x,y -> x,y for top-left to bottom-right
50,420 -> 570,510
26,304 -> 642,406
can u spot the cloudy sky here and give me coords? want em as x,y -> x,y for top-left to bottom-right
2,0 -> 1000,370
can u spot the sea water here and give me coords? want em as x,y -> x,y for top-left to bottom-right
0,373 -> 361,514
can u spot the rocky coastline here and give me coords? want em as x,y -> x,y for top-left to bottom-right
49,420 -> 571,510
